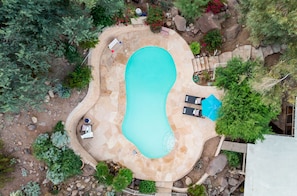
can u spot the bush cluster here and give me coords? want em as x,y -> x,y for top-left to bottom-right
188,184 -> 206,196
146,6 -> 164,33
203,29 -> 223,52
206,0 -> 224,14
223,150 -> 241,168
190,42 -> 201,55
95,161 -> 133,192
139,180 -> 156,194
65,65 -> 92,89
32,121 -> 82,184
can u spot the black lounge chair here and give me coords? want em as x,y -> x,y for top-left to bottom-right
183,106 -> 203,117
185,95 -> 205,105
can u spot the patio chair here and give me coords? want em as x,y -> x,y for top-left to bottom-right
185,95 -> 205,105
81,124 -> 94,139
183,106 -> 203,117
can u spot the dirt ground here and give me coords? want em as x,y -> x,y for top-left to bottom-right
0,59 -> 88,195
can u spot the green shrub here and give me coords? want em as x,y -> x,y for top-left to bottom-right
64,45 -> 84,65
203,29 -> 223,52
96,161 -> 109,177
223,150 -> 241,168
91,4 -> 114,27
65,65 -> 92,89
112,175 -> 128,192
60,149 -> 82,178
9,190 -> 24,196
22,181 -> 41,196
46,168 -> 65,185
54,84 -> 71,99
188,184 -> 206,196
79,38 -> 99,49
146,6 -> 164,33
190,42 -> 201,55
51,131 -> 69,149
174,0 -> 210,21
53,121 -> 64,133
95,161 -> 113,185
118,168 -> 133,184
32,122 -> 82,185
139,180 -> 156,194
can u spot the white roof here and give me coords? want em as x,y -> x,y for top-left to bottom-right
245,134 -> 297,196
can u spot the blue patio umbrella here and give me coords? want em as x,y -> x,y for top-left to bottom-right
202,94 -> 222,121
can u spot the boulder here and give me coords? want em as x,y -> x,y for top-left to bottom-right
48,90 -> 55,98
174,15 -> 187,31
196,12 -> 221,33
185,176 -> 193,186
218,177 -> 228,188
224,24 -> 240,41
31,116 -> 38,124
27,124 -> 37,131
228,178 -> 239,186
170,7 -> 179,17
206,154 -> 227,176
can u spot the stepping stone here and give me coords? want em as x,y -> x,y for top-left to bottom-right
196,58 -> 202,72
261,45 -> 274,58
192,58 -> 198,72
251,46 -> 264,61
203,56 -> 210,70
232,45 -> 251,61
199,57 -> 205,70
206,154 -> 227,176
218,51 -> 233,64
208,56 -> 219,70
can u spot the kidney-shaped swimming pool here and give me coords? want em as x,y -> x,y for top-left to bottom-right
122,46 -> 176,159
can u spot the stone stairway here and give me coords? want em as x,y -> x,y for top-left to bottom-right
155,181 -> 173,196
191,44 -> 287,74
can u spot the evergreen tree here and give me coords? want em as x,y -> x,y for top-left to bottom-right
239,0 -> 297,46
0,0 -> 99,113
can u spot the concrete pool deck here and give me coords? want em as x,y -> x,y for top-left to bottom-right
65,25 -> 223,182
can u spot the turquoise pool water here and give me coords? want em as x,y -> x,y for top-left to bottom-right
122,46 -> 176,159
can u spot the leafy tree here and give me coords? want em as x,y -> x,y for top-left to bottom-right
174,0 -> 210,21
91,3 -> 115,27
139,180 -> 156,194
97,0 -> 125,17
188,184 -> 206,196
59,16 -> 100,47
239,0 -> 297,46
215,58 -> 278,142
0,0 -> 99,113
